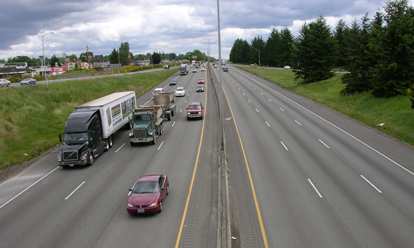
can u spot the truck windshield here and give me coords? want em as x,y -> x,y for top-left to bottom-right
64,132 -> 88,143
134,114 -> 151,122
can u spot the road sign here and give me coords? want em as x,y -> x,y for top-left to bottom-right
254,63 -> 257,67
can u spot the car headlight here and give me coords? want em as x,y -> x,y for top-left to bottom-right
127,203 -> 134,208
149,202 -> 158,207
129,130 -> 134,137
148,131 -> 153,136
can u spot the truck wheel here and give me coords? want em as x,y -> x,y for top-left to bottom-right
168,114 -> 171,121
109,136 -> 113,148
171,111 -> 175,116
160,125 -> 163,135
89,154 -> 94,166
158,201 -> 163,213
130,142 -> 134,146
105,140 -> 110,151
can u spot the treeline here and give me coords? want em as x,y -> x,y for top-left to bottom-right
229,0 -> 414,98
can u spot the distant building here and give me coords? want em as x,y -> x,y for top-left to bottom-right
94,55 -> 104,62
4,62 -> 28,68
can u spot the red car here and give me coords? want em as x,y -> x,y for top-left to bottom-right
186,102 -> 204,120
197,78 -> 205,84
127,174 -> 169,215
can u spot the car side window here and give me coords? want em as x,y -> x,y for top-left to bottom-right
158,177 -> 164,189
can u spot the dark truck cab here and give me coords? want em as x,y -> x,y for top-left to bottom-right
58,109 -> 107,167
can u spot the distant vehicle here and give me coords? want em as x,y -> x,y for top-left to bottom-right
0,79 -> 11,87
284,65 -> 291,70
58,91 -> 136,167
152,88 -> 164,95
186,102 -> 204,120
169,79 -> 177,85
127,174 -> 169,215
180,64 -> 188,75
163,65 -> 170,69
196,85 -> 204,92
201,67 -> 205,71
20,78 -> 36,85
175,87 -> 185,97
192,68 -> 197,73
250,64 -> 254,67
197,78 -> 205,84
214,64 -> 217,68
222,67 -> 228,72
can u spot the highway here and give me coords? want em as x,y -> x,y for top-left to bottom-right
1,63 -> 414,248
0,68 -> 219,248
217,65 -> 414,247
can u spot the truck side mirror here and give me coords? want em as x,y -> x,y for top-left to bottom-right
59,133 -> 63,142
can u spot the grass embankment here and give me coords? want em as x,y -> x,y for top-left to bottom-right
0,69 -> 178,168
237,66 -> 414,146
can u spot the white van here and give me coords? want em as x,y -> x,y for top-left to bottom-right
152,88 -> 164,95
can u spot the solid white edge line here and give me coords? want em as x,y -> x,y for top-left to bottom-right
318,139 -> 330,149
361,175 -> 382,193
295,120 -> 302,126
281,141 -> 288,151
65,181 -> 86,200
0,167 -> 60,209
308,179 -> 323,198
157,141 -> 164,151
234,68 -> 414,177
115,143 -> 125,153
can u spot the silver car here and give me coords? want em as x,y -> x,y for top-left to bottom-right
20,78 -> 36,85
0,79 -> 11,87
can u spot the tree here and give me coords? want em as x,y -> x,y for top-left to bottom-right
152,52 -> 161,64
229,39 -> 250,64
279,28 -> 295,67
79,52 -> 93,62
49,54 -> 61,67
119,42 -> 130,66
341,14 -> 375,95
294,15 -> 337,83
109,49 -> 119,64
333,19 -> 349,70
371,0 -> 414,97
250,36 -> 265,65
68,54 -> 78,62
263,28 -> 281,67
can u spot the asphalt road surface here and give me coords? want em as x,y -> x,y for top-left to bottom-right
216,65 -> 414,247
0,68 -> 219,248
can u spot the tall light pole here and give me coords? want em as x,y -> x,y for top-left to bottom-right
117,49 -> 121,77
252,47 -> 260,67
41,31 -> 54,83
204,38 -> 214,64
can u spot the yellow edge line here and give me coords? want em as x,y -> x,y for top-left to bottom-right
175,71 -> 208,248
223,88 -> 269,248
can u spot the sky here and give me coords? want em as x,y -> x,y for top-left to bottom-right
1,0 -> 412,61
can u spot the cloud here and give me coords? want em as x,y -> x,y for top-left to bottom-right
0,0 -> 401,60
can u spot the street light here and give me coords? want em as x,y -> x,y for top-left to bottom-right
204,38 -> 214,64
252,47 -> 260,67
41,31 -> 54,82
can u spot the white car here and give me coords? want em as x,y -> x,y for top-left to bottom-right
175,87 -> 185,97
0,79 -> 11,87
201,67 -> 205,71
283,65 -> 291,70
152,88 -> 164,95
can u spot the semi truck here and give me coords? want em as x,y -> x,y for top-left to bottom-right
58,91 -> 136,167
129,92 -> 176,145
180,64 -> 188,75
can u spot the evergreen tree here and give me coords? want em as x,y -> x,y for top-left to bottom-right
294,15 -> 337,83
109,49 -> 119,64
263,28 -> 280,67
371,0 -> 414,97
333,19 -> 348,70
119,42 -> 130,66
279,28 -> 295,67
250,36 -> 265,65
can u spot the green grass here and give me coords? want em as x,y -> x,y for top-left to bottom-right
0,69 -> 178,168
238,66 -> 414,145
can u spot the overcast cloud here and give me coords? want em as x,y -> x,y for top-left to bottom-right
1,0 -> 411,61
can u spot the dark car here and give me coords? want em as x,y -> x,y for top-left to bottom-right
169,79 -> 176,85
196,85 -> 204,92
20,78 -> 36,85
222,67 -> 228,72
186,102 -> 204,120
197,78 -> 204,84
127,174 -> 169,215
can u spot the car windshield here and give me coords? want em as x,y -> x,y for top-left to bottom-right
132,182 -> 159,194
134,114 -> 151,122
188,104 -> 201,110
